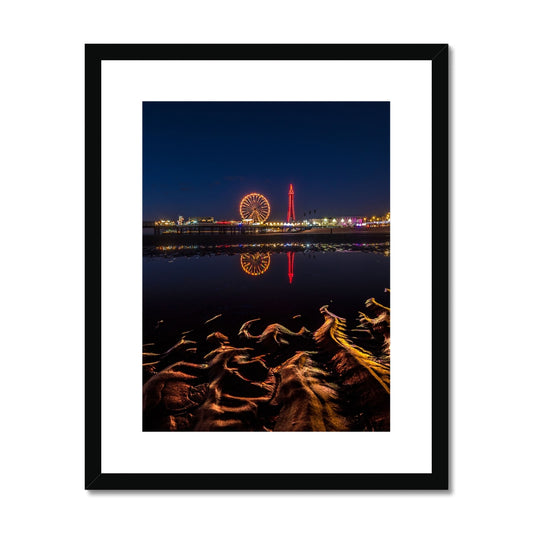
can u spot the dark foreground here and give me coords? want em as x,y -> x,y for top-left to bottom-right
143,295 -> 390,432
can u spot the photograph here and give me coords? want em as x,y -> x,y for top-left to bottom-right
141,101 -> 391,432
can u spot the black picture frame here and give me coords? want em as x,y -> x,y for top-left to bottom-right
85,43 -> 448,490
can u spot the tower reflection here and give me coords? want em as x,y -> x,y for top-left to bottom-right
239,251 -> 296,282
287,251 -> 294,284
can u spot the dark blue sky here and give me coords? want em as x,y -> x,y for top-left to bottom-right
143,101 -> 389,221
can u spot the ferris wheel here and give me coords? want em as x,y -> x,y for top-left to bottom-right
239,193 -> 270,223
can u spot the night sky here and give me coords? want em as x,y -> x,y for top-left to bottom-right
143,101 -> 389,221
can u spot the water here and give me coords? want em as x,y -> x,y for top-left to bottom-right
143,241 -> 390,349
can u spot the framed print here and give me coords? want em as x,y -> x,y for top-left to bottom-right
85,44 -> 448,490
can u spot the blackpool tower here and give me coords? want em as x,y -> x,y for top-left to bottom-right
287,183 -> 295,222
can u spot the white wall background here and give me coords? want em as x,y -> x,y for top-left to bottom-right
1,1 -> 531,532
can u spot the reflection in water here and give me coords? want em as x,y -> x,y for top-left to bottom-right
151,241 -> 390,257
287,251 -> 294,284
149,242 -> 390,285
144,242 -> 390,360
240,252 -> 271,276
239,251 -> 295,282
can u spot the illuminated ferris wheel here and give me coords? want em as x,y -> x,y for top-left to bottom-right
240,253 -> 271,276
239,193 -> 270,223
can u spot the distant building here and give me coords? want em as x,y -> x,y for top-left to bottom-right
187,216 -> 215,224
155,219 -> 175,226
303,214 -> 388,227
336,216 -> 363,226
305,216 -> 363,226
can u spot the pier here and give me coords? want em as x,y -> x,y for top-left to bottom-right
143,221 -> 311,236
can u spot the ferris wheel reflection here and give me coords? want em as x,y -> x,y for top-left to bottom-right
240,252 -> 271,276
239,251 -> 295,283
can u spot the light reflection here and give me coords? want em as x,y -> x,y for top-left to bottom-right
148,242 -> 389,284
240,252 -> 271,276
287,251 -> 294,284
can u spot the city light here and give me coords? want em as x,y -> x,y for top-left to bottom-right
150,185 -> 389,234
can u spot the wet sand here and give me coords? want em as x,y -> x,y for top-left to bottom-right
143,296 -> 391,432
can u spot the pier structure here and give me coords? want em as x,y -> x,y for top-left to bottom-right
143,221 -> 309,236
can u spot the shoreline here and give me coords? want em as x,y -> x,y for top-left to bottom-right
144,241 -> 390,257
143,228 -> 390,247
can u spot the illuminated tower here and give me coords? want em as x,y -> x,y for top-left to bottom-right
287,183 -> 295,222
